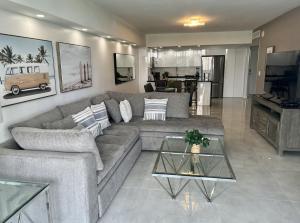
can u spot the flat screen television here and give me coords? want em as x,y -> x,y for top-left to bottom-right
263,50 -> 300,108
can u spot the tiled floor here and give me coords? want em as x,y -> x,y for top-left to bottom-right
100,98 -> 300,223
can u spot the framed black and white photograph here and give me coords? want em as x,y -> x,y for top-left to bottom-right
57,42 -> 92,93
0,33 -> 56,106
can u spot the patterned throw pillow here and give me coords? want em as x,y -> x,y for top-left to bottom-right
72,107 -> 102,137
143,98 -> 168,121
120,100 -> 132,123
91,102 -> 111,130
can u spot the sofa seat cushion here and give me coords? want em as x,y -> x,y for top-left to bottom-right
121,116 -> 224,136
96,126 -> 139,186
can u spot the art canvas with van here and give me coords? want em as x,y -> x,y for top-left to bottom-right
57,42 -> 92,93
0,34 -> 56,106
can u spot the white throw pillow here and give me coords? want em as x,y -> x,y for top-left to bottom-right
144,98 -> 168,121
120,100 -> 132,123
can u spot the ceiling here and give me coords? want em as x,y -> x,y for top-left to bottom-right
94,0 -> 300,33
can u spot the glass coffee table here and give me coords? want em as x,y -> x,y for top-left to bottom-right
152,136 -> 236,202
0,180 -> 51,223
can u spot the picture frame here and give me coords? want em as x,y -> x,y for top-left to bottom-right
57,42 -> 92,93
0,33 -> 57,107
113,53 -> 136,85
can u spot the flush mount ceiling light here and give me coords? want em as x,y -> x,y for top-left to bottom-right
183,17 -> 206,27
105,35 -> 112,39
81,28 -> 88,31
36,14 -> 45,18
121,40 -> 126,43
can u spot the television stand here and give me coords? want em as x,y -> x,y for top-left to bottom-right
250,95 -> 300,155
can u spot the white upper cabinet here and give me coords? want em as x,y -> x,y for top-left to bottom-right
155,49 -> 202,67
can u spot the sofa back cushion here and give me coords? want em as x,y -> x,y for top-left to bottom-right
91,93 -> 110,105
126,93 -> 151,116
107,91 -> 151,117
106,91 -> 127,102
42,115 -> 76,129
58,98 -> 91,117
150,92 -> 190,118
11,127 -> 104,171
8,107 -> 63,131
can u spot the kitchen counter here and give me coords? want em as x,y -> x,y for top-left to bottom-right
147,80 -> 211,106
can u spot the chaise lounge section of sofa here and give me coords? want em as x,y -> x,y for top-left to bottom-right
0,91 -> 224,223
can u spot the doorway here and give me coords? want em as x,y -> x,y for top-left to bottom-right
247,46 -> 258,95
202,55 -> 225,98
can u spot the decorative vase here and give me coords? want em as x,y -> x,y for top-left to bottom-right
191,144 -> 201,154
190,144 -> 201,174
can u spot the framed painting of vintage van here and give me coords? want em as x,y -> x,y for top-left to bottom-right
0,33 -> 56,106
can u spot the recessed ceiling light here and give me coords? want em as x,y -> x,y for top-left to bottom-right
105,35 -> 112,39
81,28 -> 88,32
132,43 -> 137,46
36,14 -> 45,18
183,17 -> 206,27
121,40 -> 126,43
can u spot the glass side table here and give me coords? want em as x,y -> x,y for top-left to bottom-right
0,179 -> 52,223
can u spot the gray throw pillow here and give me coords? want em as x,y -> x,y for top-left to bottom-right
11,127 -> 104,171
105,99 -> 122,123
91,93 -> 110,105
42,115 -> 76,129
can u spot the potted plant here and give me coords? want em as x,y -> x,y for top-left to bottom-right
185,129 -> 210,153
185,129 -> 210,173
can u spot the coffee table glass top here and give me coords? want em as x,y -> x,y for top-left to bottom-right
0,180 -> 48,222
152,136 -> 236,181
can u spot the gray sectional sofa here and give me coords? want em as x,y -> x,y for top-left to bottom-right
0,91 -> 224,223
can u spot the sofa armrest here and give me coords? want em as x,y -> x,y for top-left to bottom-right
0,148 -> 98,223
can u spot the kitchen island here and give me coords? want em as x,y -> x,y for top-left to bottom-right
147,79 -> 211,106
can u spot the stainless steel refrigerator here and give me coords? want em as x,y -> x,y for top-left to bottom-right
202,55 -> 225,98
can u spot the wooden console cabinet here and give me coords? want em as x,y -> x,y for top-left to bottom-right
250,96 -> 300,155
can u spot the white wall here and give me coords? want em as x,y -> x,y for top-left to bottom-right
0,9 -> 140,142
138,47 -> 149,93
146,31 -> 252,47
5,0 -> 145,45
